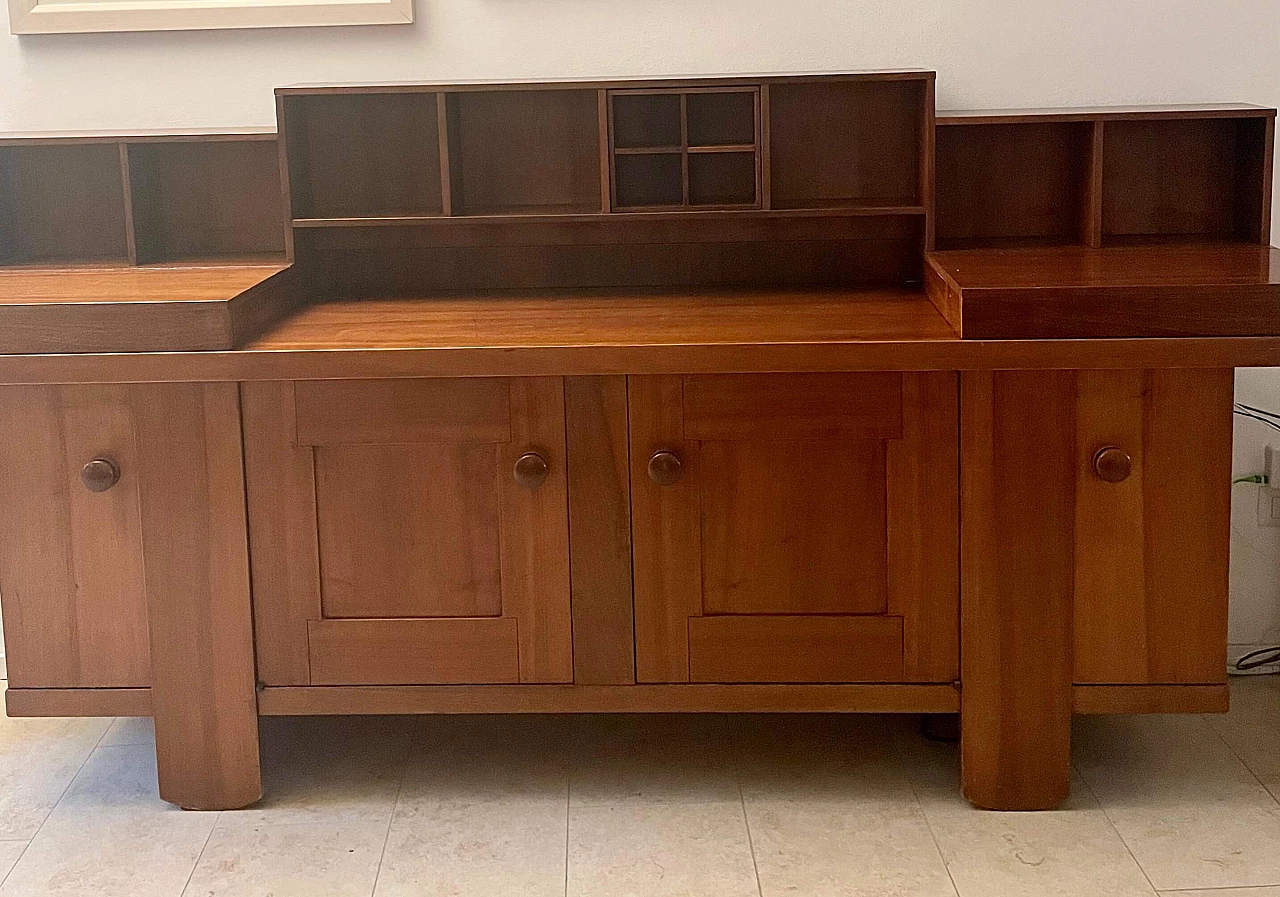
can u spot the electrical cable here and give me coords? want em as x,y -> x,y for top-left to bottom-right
1236,402 -> 1280,422
1234,407 -> 1280,434
1235,645 -> 1280,670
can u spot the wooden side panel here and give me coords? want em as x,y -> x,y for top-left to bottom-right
688,616 -> 904,683
682,372 -> 902,440
960,370 -> 1075,811
241,382 -> 319,686
1073,368 -> 1233,685
1073,370 -> 1148,682
500,377 -> 573,683
131,382 -> 260,811
888,372 -> 960,682
314,444 -> 502,619
0,385 -> 150,689
293,377 -> 511,445
700,439 -> 887,615
565,376 -> 635,685
308,618 -> 520,685
629,375 -> 700,683
1141,369 -> 1233,683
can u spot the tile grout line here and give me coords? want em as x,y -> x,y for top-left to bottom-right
1158,885 -> 1280,893
19,714 -> 116,849
737,779 -> 765,897
907,775 -> 962,897
727,715 -> 765,897
367,738 -> 410,897
0,840 -> 31,891
1072,760 -> 1161,895
563,777 -> 571,897
1205,697 -> 1280,808
176,811 -> 221,897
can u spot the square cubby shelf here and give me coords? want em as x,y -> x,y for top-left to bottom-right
608,87 -> 761,211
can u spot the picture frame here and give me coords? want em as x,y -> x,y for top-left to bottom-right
8,0 -> 412,35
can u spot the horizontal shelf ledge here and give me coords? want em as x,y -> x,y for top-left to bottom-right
292,205 -> 927,228
613,144 -> 758,155
937,103 -> 1275,125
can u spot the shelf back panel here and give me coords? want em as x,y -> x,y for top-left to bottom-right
0,144 -> 130,266
129,140 -> 287,264
294,215 -> 923,298
769,79 -> 925,210
936,122 -> 1093,249
448,89 -> 601,216
283,93 -> 443,219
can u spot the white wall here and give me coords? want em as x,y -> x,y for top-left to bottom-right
0,0 -> 1278,648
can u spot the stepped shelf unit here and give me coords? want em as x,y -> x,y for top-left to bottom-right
0,73 -> 1278,815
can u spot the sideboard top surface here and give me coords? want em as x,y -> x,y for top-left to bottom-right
0,265 -> 285,305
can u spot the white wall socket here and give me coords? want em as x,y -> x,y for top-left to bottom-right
1257,445 -> 1280,527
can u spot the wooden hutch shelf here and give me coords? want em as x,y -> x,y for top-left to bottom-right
935,104 -> 1274,250
0,73 -> 1277,817
0,130 -> 288,270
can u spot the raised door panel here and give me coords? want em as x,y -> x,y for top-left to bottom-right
243,377 -> 572,686
700,439 -> 887,616
0,385 -> 150,689
314,444 -> 502,619
630,372 -> 958,684
1073,368 -> 1233,685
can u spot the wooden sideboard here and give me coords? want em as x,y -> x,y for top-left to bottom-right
0,73 -> 1276,813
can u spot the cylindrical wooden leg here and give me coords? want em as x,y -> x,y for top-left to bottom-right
134,382 -> 262,810
959,371 -> 1074,811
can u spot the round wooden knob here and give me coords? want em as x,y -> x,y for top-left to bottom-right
1093,446 -> 1132,483
647,450 -> 683,486
81,457 -> 120,493
513,451 -> 549,489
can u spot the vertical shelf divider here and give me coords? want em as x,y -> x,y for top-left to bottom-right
436,92 -> 454,217
597,89 -> 612,214
679,93 -> 690,206
1084,120 -> 1105,248
275,94 -> 298,261
921,79 -> 936,251
759,84 -> 772,211
118,142 -> 139,266
1258,115 -> 1275,244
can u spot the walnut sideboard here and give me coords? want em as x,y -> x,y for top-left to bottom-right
1,73 -> 1277,812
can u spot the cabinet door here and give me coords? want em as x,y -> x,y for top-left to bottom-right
1072,369 -> 1233,685
629,372 -> 958,684
0,385 -> 151,689
243,377 -> 572,686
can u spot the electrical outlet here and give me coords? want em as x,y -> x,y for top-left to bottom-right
1257,445 -> 1280,527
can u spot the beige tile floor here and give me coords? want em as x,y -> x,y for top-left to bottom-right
0,676 -> 1277,897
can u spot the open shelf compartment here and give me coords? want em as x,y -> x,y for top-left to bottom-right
445,89 -> 602,217
768,79 -> 927,211
1102,116 -> 1273,245
935,121 -> 1095,249
608,87 -> 761,211
282,92 -> 444,219
128,139 -> 287,265
0,143 -> 130,267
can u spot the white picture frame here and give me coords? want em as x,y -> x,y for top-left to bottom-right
8,0 -> 412,34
